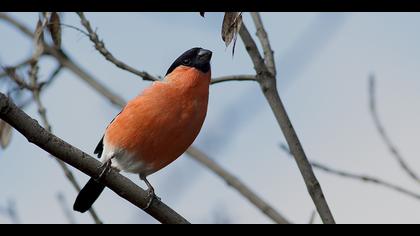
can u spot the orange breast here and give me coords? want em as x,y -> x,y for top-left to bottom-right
105,66 -> 210,174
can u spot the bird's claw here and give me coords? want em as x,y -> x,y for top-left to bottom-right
142,188 -> 161,210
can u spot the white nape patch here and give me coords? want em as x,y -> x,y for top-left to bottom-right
100,141 -> 154,176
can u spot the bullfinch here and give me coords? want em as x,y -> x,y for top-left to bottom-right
73,47 -> 212,213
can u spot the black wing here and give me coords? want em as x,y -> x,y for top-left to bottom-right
93,110 -> 123,159
94,136 -> 104,159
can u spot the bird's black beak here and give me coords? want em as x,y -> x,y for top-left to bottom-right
198,49 -> 212,63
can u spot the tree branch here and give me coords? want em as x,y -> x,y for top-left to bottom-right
280,143 -> 420,202
308,210 -> 317,224
76,12 -> 159,82
57,192 -> 77,224
187,146 -> 290,224
239,16 -> 335,224
369,75 -> 420,184
0,92 -> 190,224
0,199 -> 20,224
0,13 -> 33,37
250,12 -> 276,76
0,57 -> 34,79
210,75 -> 257,85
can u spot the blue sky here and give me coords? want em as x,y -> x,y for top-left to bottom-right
1,12 -> 420,223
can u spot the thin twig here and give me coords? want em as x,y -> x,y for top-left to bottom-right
1,67 -> 34,91
280,143 -> 420,201
0,199 -> 21,224
58,23 -> 90,37
39,65 -> 63,89
0,13 -> 33,37
210,75 -> 257,85
250,12 -> 276,76
0,58 -> 34,79
308,210 -> 317,224
0,92 -> 190,224
76,12 -> 159,82
57,192 -> 77,224
369,75 -> 420,184
239,15 -> 335,224
187,146 -> 290,224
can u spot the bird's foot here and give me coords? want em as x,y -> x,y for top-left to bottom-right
142,187 -> 161,210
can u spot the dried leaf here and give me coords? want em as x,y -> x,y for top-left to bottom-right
32,19 -> 45,61
221,12 -> 243,56
48,12 -> 62,48
200,12 -> 205,17
0,120 -> 13,149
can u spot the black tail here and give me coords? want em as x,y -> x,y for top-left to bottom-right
73,178 -> 106,213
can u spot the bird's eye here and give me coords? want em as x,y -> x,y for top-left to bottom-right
183,59 -> 191,65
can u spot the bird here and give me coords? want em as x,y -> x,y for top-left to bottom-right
73,47 -> 212,213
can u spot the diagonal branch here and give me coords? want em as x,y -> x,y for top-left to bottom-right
369,75 -> 420,184
239,15 -> 335,224
250,12 -> 276,76
187,146 -> 290,224
0,92 -> 190,224
57,192 -> 77,224
280,144 -> 420,202
76,12 -> 158,82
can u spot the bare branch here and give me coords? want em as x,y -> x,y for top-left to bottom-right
0,199 -> 21,224
1,67 -> 34,91
239,17 -> 335,224
369,75 -> 420,184
308,210 -> 317,224
76,12 -> 158,82
0,92 -> 190,224
210,75 -> 257,85
57,192 -> 77,224
187,146 -> 290,224
0,58 -> 34,79
280,143 -> 420,202
250,12 -> 276,76
39,65 -> 63,89
238,24 -> 267,75
0,13 -> 33,37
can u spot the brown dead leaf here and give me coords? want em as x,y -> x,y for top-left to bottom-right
0,120 -> 12,149
221,12 -> 243,55
48,12 -> 62,48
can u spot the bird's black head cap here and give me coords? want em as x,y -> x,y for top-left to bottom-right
166,47 -> 212,76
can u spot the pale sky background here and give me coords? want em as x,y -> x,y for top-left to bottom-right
1,12 -> 420,224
